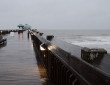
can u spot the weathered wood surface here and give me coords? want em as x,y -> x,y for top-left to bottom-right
0,31 -> 50,85
30,30 -> 110,85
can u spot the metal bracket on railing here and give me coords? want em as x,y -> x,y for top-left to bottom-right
39,33 -> 44,36
37,32 -> 39,34
46,35 -> 54,41
81,47 -> 107,61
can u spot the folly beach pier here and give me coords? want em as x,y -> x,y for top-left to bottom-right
0,30 -> 50,85
0,28 -> 110,85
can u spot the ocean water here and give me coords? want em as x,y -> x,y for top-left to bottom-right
41,30 -> 110,53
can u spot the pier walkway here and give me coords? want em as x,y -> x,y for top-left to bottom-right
0,31 -> 50,85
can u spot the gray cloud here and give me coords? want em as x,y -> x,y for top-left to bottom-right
0,0 -> 110,30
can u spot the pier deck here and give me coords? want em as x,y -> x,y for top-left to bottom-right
0,31 -> 50,85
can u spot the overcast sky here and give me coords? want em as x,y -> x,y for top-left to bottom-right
0,0 -> 110,30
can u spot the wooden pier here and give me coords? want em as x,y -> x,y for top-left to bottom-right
0,29 -> 110,85
0,30 -> 50,85
30,29 -> 110,85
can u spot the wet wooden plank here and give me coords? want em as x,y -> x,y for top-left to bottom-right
0,31 -> 50,85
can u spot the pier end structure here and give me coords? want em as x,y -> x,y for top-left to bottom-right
17,24 -> 24,33
17,24 -> 31,33
29,29 -> 110,85
17,24 -> 24,28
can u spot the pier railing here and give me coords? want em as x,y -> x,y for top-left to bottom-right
30,29 -> 110,85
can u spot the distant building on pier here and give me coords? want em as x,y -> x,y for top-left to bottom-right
23,24 -> 31,30
17,24 -> 31,30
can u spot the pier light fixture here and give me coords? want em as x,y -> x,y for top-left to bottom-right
31,33 -> 33,35
33,32 -> 37,35
40,43 -> 46,51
